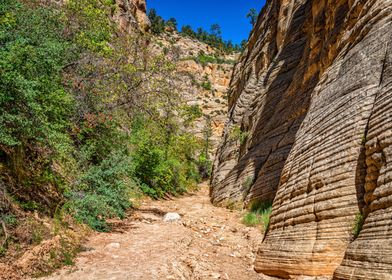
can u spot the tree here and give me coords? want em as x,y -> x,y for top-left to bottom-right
165,17 -> 177,31
148,8 -> 165,34
181,25 -> 195,37
247,8 -> 258,26
210,23 -> 222,38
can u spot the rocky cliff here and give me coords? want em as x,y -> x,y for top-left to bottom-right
50,0 -> 150,32
114,0 -> 150,33
211,0 -> 392,278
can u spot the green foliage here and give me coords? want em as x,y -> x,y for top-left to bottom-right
1,214 -> 17,227
182,105 -> 203,125
229,125 -> 249,145
247,8 -> 258,26
192,54 -> 235,67
197,154 -> 212,179
130,117 -> 200,199
148,8 -> 165,34
196,117 -> 212,179
0,246 -> 6,257
242,212 -> 260,227
147,9 -> 243,53
166,17 -> 178,31
352,212 -> 364,238
243,200 -> 272,231
66,0 -> 114,54
201,80 -> 212,91
0,0 -> 206,234
64,153 -> 134,231
182,24 -> 242,53
0,0 -> 74,148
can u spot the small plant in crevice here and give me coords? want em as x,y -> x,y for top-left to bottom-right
242,176 -> 254,193
201,79 -> 212,91
352,212 -> 364,239
229,125 -> 249,145
242,200 -> 272,231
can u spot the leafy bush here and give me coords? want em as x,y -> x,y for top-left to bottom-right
0,0 -> 76,211
197,154 -> 212,179
352,212 -> 364,238
64,153 -> 135,231
130,117 -> 200,199
229,125 -> 249,145
0,1 -> 74,149
148,9 -> 165,34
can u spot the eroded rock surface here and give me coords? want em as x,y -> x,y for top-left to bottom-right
212,0 -> 392,278
114,0 -> 150,33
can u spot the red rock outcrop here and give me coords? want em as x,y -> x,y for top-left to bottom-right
212,0 -> 392,278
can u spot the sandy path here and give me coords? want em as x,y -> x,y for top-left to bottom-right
44,184 -> 265,280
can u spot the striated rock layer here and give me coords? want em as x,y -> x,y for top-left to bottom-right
212,0 -> 392,278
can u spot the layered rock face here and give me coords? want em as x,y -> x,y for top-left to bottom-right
212,0 -> 392,278
49,0 -> 150,33
114,0 -> 150,33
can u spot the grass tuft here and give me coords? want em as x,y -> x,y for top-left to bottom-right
242,200 -> 272,231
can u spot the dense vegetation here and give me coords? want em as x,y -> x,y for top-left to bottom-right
0,0 -> 209,236
148,8 -> 246,53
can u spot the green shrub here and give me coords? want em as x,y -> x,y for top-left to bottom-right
130,117 -> 200,199
64,153 -> 135,231
182,105 -> 203,125
229,125 -> 249,145
197,154 -> 212,179
1,214 -> 17,227
242,200 -> 272,231
0,1 -> 74,149
201,80 -> 212,90
352,212 -> 364,238
260,207 -> 272,232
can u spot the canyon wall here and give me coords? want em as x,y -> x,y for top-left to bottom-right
211,0 -> 392,278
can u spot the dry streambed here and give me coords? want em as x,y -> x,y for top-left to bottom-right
43,184 -> 266,280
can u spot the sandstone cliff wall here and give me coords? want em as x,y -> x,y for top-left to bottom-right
212,0 -> 392,278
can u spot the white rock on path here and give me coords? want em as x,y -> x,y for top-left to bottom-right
163,212 -> 181,223
105,243 -> 120,249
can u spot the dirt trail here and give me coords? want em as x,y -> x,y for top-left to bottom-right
44,184 -> 266,280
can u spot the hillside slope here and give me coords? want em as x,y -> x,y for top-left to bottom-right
152,32 -> 237,156
211,0 -> 392,278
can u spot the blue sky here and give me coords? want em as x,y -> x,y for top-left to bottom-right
147,0 -> 266,44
